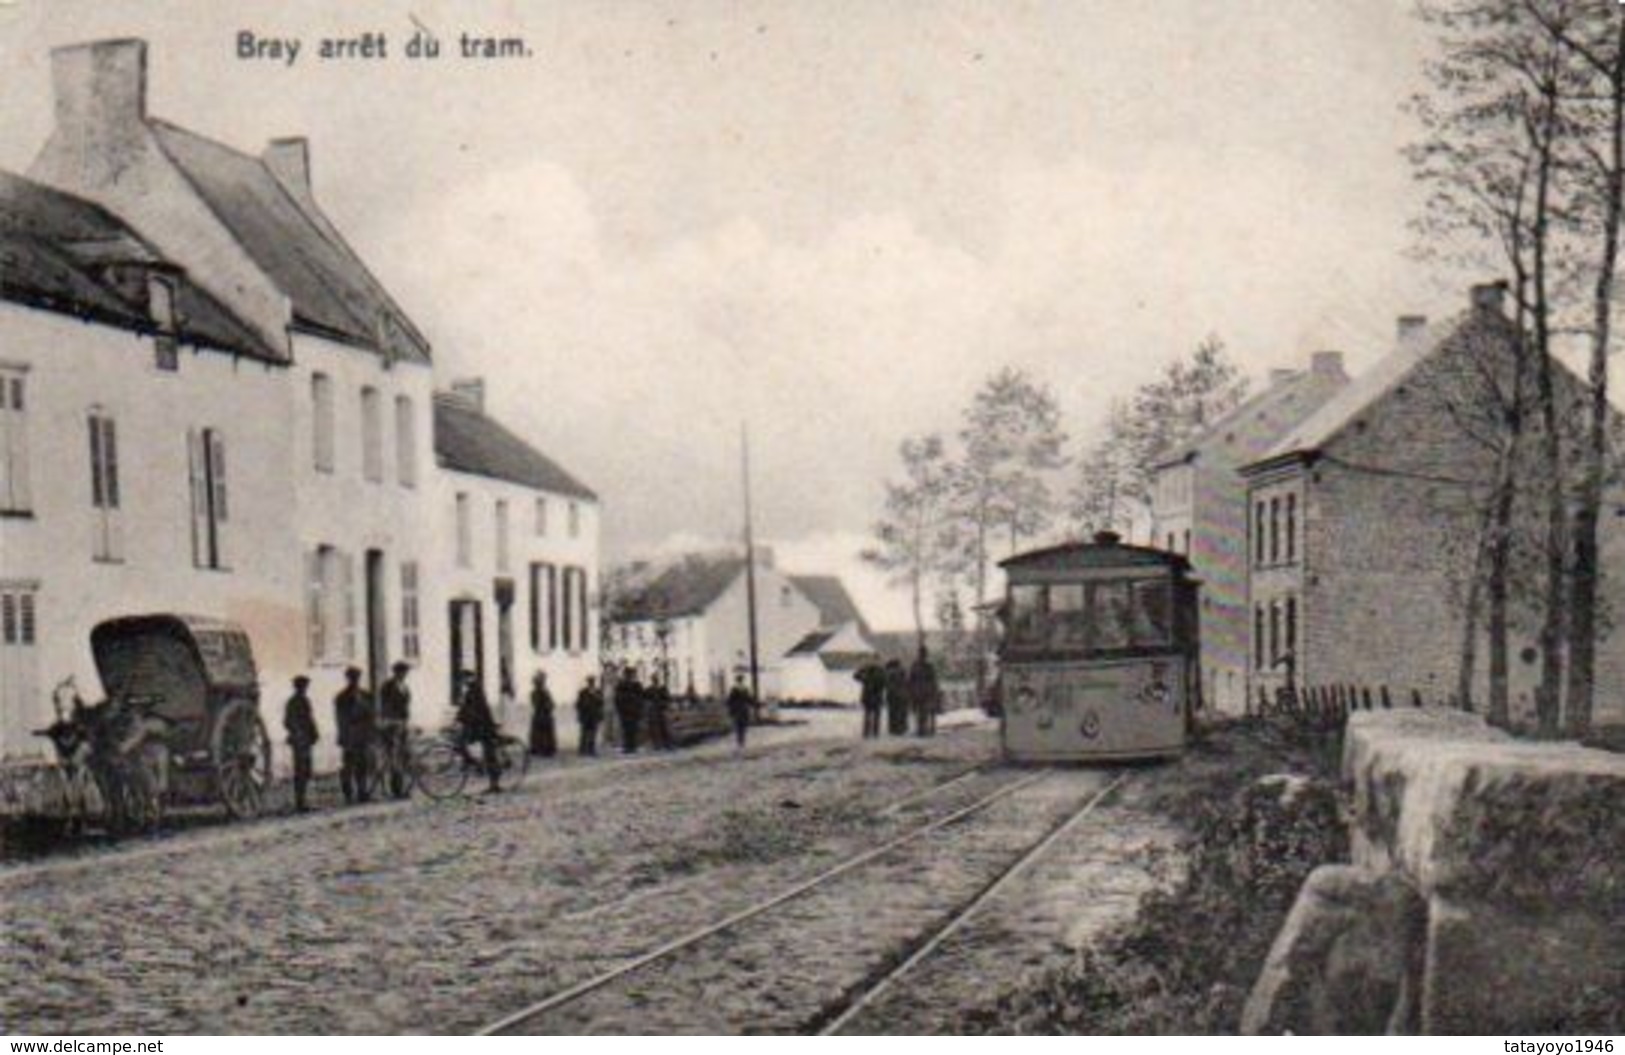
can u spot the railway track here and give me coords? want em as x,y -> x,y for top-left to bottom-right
478,767 -> 1128,1035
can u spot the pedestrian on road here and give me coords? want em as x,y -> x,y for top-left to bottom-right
909,646 -> 940,737
855,662 -> 885,739
615,666 -> 644,754
456,671 -> 502,794
725,672 -> 754,753
529,671 -> 558,758
647,674 -> 674,751
883,659 -> 912,736
283,675 -> 318,812
576,675 -> 604,756
334,666 -> 374,805
378,661 -> 412,799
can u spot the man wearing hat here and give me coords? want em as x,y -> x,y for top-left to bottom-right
283,675 -> 318,812
455,670 -> 502,793
378,661 -> 413,799
334,666 -> 375,805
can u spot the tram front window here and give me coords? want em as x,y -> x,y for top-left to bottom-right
1049,583 -> 1088,648
1009,584 -> 1046,647
1132,580 -> 1173,647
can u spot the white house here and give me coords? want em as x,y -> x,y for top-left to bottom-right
432,383 -> 599,729
0,169 -> 292,759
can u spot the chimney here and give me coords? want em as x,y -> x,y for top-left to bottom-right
50,40 -> 148,152
1471,281 -> 1508,315
1269,368 -> 1296,386
450,378 -> 485,413
1397,315 -> 1428,343
1311,350 -> 1346,378
263,137 -> 312,198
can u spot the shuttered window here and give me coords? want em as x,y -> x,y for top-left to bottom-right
395,395 -> 416,488
88,410 -> 121,561
401,560 -> 421,660
361,386 -> 383,483
312,373 -> 334,473
455,492 -> 472,568
495,499 -> 510,573
0,370 -> 30,514
306,545 -> 356,663
188,427 -> 229,570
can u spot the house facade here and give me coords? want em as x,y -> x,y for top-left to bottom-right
1148,350 -> 1349,712
1239,284 -> 1625,725
433,385 -> 599,729
0,170 -> 292,759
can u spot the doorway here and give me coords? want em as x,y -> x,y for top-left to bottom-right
448,598 -> 484,701
365,549 -> 387,702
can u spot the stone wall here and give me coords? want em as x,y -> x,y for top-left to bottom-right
1244,710 -> 1624,1034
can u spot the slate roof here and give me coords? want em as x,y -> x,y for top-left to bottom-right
609,554 -> 747,622
148,120 -> 430,364
788,629 -> 837,656
433,392 -> 597,500
788,575 -> 871,634
0,169 -> 279,362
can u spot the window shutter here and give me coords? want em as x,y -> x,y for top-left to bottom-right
577,570 -> 590,652
187,429 -> 209,567
529,564 -> 540,651
546,564 -> 559,652
342,550 -> 357,660
103,418 -> 119,509
88,416 -> 105,508
208,430 -> 229,568
306,549 -> 324,663
7,377 -> 29,511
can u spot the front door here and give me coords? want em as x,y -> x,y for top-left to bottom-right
448,599 -> 484,701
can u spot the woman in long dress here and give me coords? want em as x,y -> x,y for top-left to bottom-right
529,671 -> 558,757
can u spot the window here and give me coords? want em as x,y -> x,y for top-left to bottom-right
455,492 -> 472,568
150,275 -> 178,371
311,373 -> 334,473
87,410 -> 121,562
1254,605 -> 1265,668
395,395 -> 416,487
1285,595 -> 1297,657
361,386 -> 383,483
188,428 -> 229,570
577,568 -> 591,651
306,545 -> 356,663
0,369 -> 30,513
495,499 -> 511,573
530,562 -> 557,652
568,501 -> 581,538
400,560 -> 421,661
534,497 -> 548,536
561,566 -> 590,652
1268,497 -> 1281,564
1268,601 -> 1281,666
1,588 -> 36,646
1285,494 -> 1297,563
560,566 -> 575,651
1253,500 -> 1265,565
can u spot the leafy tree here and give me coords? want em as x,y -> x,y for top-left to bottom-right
862,434 -> 954,646
1118,336 -> 1250,509
1069,401 -> 1137,537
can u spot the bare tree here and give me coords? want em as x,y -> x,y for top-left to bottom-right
862,434 -> 953,647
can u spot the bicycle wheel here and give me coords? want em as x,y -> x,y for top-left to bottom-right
498,735 -> 530,792
412,739 -> 469,801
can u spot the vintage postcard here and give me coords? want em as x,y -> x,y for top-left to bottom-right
0,0 -> 1620,1040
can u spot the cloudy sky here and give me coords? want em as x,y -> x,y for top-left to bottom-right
1,1 -> 1474,628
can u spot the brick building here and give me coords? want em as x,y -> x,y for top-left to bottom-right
1148,351 -> 1349,712
1240,284 -> 1625,723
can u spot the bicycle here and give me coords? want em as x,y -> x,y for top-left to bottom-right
366,720 -> 414,801
410,726 -> 530,801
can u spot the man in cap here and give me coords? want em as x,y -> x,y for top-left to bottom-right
614,666 -> 644,754
283,675 -> 318,812
725,671 -> 755,754
378,661 -> 413,799
575,674 -> 605,757
334,666 -> 374,805
455,670 -> 502,793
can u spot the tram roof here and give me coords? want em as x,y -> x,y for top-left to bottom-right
999,532 -> 1190,574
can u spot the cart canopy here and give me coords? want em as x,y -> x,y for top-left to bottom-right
90,614 -> 258,724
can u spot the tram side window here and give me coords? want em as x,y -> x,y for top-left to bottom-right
1048,583 -> 1088,648
1009,584 -> 1046,647
1093,581 -> 1133,650
1131,580 -> 1173,647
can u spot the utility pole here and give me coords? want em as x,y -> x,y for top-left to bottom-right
741,423 -> 761,704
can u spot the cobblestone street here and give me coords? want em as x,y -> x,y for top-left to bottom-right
1,715 -> 1174,1034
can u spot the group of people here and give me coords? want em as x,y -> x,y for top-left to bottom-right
607,667 -> 757,754
855,647 -> 942,739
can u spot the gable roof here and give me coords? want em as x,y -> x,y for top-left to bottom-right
1257,318 -> 1462,464
609,554 -> 746,622
788,629 -> 837,656
788,574 -> 870,634
433,392 -> 596,500
0,169 -> 279,362
147,120 -> 430,364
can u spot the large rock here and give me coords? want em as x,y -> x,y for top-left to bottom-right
1242,864 -> 1426,1035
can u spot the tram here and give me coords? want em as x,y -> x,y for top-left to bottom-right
996,531 -> 1200,762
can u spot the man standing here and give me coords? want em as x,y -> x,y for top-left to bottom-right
576,675 -> 605,756
283,675 -> 318,812
855,662 -> 885,739
529,671 -> 558,758
647,674 -> 674,751
456,671 -> 502,794
378,662 -> 412,799
725,671 -> 754,753
884,659 -> 912,737
909,647 -> 941,737
334,666 -> 374,805
615,666 -> 644,754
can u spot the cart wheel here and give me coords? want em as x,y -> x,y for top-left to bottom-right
214,700 -> 272,819
497,735 -> 530,792
413,738 -> 469,801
